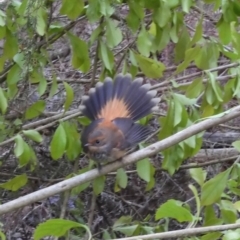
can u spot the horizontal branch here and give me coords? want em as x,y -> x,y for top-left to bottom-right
0,106 -> 240,215
189,148 -> 238,162
151,62 -> 239,90
0,109 -> 81,147
115,222 -> 240,240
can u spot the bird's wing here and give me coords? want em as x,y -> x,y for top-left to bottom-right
113,118 -> 152,149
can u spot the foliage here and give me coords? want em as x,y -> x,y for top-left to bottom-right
0,0 -> 240,239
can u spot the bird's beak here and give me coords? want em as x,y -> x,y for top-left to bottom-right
84,143 -> 91,146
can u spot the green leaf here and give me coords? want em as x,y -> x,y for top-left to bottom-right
204,82 -> 215,105
68,33 -> 90,73
126,1 -> 143,32
136,158 -> 151,182
186,78 -> 204,98
99,0 -> 114,17
36,7 -> 47,36
208,72 -> 223,102
14,134 -> 25,157
152,24 -> 170,52
60,0 -> 84,20
144,0 -> 160,9
233,200 -> 240,211
173,97 -> 183,126
50,123 -> 67,160
25,100 -> 46,120
181,0 -> 192,13
19,143 -> 36,167
201,232 -> 222,240
37,74 -> 47,96
93,175 -> 105,195
129,1 -> 144,19
3,29 -> 18,59
113,216 -> 132,228
0,9 -> 5,27
175,45 -> 201,74
204,205 -> 223,226
63,82 -> 74,111
137,26 -> 151,57
63,122 -> 81,160
29,69 -> 41,83
0,87 -> 8,114
49,76 -> 58,98
90,25 -> 102,45
194,47 -> 208,70
78,116 -> 91,126
173,93 -> 197,106
155,199 -> 193,222
134,53 -> 165,78
113,225 -> 139,237
174,26 -> 190,63
223,230 -> 240,240
0,231 -> 6,240
115,168 -> 128,191
153,3 -> 171,28
99,41 -> 114,71
201,167 -> 232,206
34,219 -> 90,240
189,167 -> 207,187
217,17 -> 231,45
105,19 -> 122,48
220,200 -> 237,223
190,18 -> 203,45
17,0 -> 28,15
189,184 -> 201,221
0,174 -> 28,191
233,75 -> 240,98
22,130 -> 43,143
86,0 -> 101,22
7,64 -> 21,85
145,161 -> 156,191
103,230 -> 112,240
13,52 -> 25,68
129,50 -> 138,66
0,26 -> 5,39
232,140 -> 240,152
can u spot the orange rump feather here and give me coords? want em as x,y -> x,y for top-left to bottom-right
98,97 -> 130,120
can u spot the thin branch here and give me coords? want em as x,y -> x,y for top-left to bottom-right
154,74 -> 236,92
179,155 -> 238,169
0,172 -> 64,182
150,62 -> 239,90
219,124 -> 240,131
114,222 -> 240,240
0,110 -> 81,147
91,39 -> 100,87
0,105 -> 240,215
88,192 -> 97,231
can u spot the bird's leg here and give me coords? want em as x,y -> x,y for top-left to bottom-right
97,162 -> 102,172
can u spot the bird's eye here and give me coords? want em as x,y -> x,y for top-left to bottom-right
95,139 -> 100,144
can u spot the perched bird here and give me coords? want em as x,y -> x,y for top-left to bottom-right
80,74 -> 159,169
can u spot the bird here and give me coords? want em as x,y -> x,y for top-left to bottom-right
80,73 -> 159,169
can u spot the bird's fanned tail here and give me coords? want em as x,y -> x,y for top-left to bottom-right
81,74 -> 159,121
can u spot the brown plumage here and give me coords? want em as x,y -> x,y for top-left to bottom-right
80,73 -> 159,169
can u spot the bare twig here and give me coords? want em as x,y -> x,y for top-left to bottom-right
180,155 -> 238,169
151,63 -> 239,90
114,222 -> 240,240
88,193 -> 97,231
